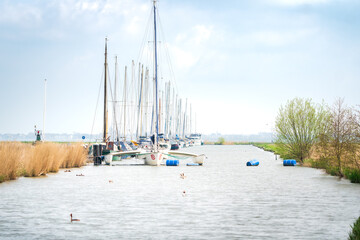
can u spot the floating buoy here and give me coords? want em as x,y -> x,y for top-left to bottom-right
283,159 -> 296,166
246,159 -> 259,166
166,160 -> 179,166
186,163 -> 200,166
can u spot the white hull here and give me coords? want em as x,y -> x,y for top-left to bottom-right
193,154 -> 205,165
104,154 -> 112,165
144,152 -> 163,166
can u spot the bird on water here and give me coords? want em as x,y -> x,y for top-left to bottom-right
70,213 -> 80,222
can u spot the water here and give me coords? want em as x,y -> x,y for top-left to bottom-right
1,145 -> 359,239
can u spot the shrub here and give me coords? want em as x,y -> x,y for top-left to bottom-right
344,168 -> 360,184
215,137 -> 225,145
349,216 -> 360,240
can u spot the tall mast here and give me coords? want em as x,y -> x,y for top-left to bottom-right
103,38 -> 108,143
190,103 -> 192,134
123,66 -> 127,141
183,98 -> 187,138
136,65 -> 144,140
114,55 -> 120,142
144,68 -> 149,137
153,0 -> 159,150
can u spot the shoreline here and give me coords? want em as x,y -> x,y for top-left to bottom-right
251,142 -> 360,184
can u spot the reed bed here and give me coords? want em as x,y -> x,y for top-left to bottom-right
61,143 -> 88,168
0,142 -> 24,182
0,142 -> 87,183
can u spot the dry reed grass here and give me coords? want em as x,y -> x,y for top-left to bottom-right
0,142 -> 24,182
0,142 -> 88,182
61,143 -> 87,168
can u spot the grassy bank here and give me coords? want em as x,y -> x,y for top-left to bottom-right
304,157 -> 360,183
204,141 -> 259,145
0,142 -> 87,183
251,142 -> 360,183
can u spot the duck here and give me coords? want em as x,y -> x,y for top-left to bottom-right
70,213 -> 80,222
180,173 -> 186,179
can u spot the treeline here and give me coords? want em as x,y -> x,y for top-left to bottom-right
274,98 -> 360,183
0,142 -> 88,183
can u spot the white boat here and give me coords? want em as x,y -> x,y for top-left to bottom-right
144,151 -> 164,166
188,133 -> 203,146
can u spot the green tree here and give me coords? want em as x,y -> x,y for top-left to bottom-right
215,137 -> 225,145
275,98 -> 329,163
324,98 -> 359,176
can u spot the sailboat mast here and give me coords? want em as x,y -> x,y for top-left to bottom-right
123,66 -> 127,141
190,103 -> 192,134
114,55 -> 120,142
136,65 -> 144,140
183,98 -> 187,138
153,0 -> 159,150
103,38 -> 108,143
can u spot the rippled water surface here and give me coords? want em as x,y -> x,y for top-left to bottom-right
1,145 -> 360,239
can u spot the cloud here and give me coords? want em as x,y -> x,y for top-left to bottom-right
268,0 -> 330,6
76,1 -> 100,11
0,2 -> 42,26
169,25 -> 214,70
193,25 -> 213,45
167,45 -> 200,69
248,28 -> 318,46
54,0 -> 148,35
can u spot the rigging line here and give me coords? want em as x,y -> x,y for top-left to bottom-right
157,10 -> 179,94
107,62 -> 119,142
136,6 -> 154,66
90,69 -> 104,143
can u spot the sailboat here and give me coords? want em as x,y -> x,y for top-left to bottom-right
103,0 -> 205,166
142,0 -> 204,165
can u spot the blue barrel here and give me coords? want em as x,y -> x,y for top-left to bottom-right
166,160 -> 179,166
186,163 -> 200,166
283,159 -> 296,166
246,159 -> 259,166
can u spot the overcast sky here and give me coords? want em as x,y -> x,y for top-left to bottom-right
0,0 -> 359,136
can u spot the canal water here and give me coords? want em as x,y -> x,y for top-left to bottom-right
0,145 -> 359,239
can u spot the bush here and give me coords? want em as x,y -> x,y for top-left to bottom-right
215,137 -> 225,145
349,216 -> 360,240
326,166 -> 340,176
308,157 -> 329,169
344,168 -> 360,184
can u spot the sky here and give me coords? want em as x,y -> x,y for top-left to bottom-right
0,0 -> 359,136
